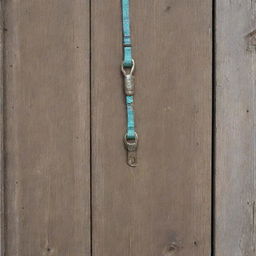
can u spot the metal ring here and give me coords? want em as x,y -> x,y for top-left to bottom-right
124,132 -> 138,151
121,59 -> 135,76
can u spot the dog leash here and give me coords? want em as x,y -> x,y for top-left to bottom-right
121,0 -> 138,167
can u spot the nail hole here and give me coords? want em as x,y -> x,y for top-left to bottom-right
165,6 -> 171,11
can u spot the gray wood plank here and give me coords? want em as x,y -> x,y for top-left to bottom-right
0,2 -> 3,255
91,1 -> 212,255
215,1 -> 256,255
4,1 -> 90,255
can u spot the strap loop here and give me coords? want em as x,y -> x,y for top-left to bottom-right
123,47 -> 133,67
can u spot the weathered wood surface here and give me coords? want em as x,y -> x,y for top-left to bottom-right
91,0 -> 212,255
215,1 -> 256,255
0,2 -> 3,256
4,1 -> 90,255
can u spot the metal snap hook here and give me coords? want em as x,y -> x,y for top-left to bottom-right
124,132 -> 138,151
121,59 -> 135,96
124,132 -> 138,167
121,59 -> 135,76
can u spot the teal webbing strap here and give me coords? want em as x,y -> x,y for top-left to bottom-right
121,0 -> 138,166
126,96 -> 135,139
121,0 -> 135,140
122,0 -> 133,67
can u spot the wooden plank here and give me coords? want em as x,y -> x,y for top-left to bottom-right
0,1 -> 3,255
215,1 -> 256,255
91,1 -> 212,256
4,1 -> 90,255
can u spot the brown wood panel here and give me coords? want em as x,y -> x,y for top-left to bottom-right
0,2 -> 3,255
215,1 -> 256,255
91,1 -> 212,256
4,1 -> 90,255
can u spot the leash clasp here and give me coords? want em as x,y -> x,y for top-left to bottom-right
124,132 -> 138,167
121,59 -> 135,96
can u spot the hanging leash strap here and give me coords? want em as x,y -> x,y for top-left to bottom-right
121,0 -> 138,167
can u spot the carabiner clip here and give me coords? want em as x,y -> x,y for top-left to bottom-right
121,59 -> 135,96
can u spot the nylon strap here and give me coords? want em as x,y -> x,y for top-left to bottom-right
126,96 -> 135,139
121,0 -> 138,166
122,0 -> 133,67
121,0 -> 135,140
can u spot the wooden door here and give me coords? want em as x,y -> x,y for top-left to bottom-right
0,0 -> 212,255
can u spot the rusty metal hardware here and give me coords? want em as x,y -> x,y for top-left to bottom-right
124,132 -> 138,167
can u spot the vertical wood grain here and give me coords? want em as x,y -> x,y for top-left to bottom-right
4,1 -> 90,255
215,1 -> 256,255
91,1 -> 212,256
0,1 -> 3,255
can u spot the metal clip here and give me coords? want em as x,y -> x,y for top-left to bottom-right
124,132 -> 138,167
121,59 -> 135,96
